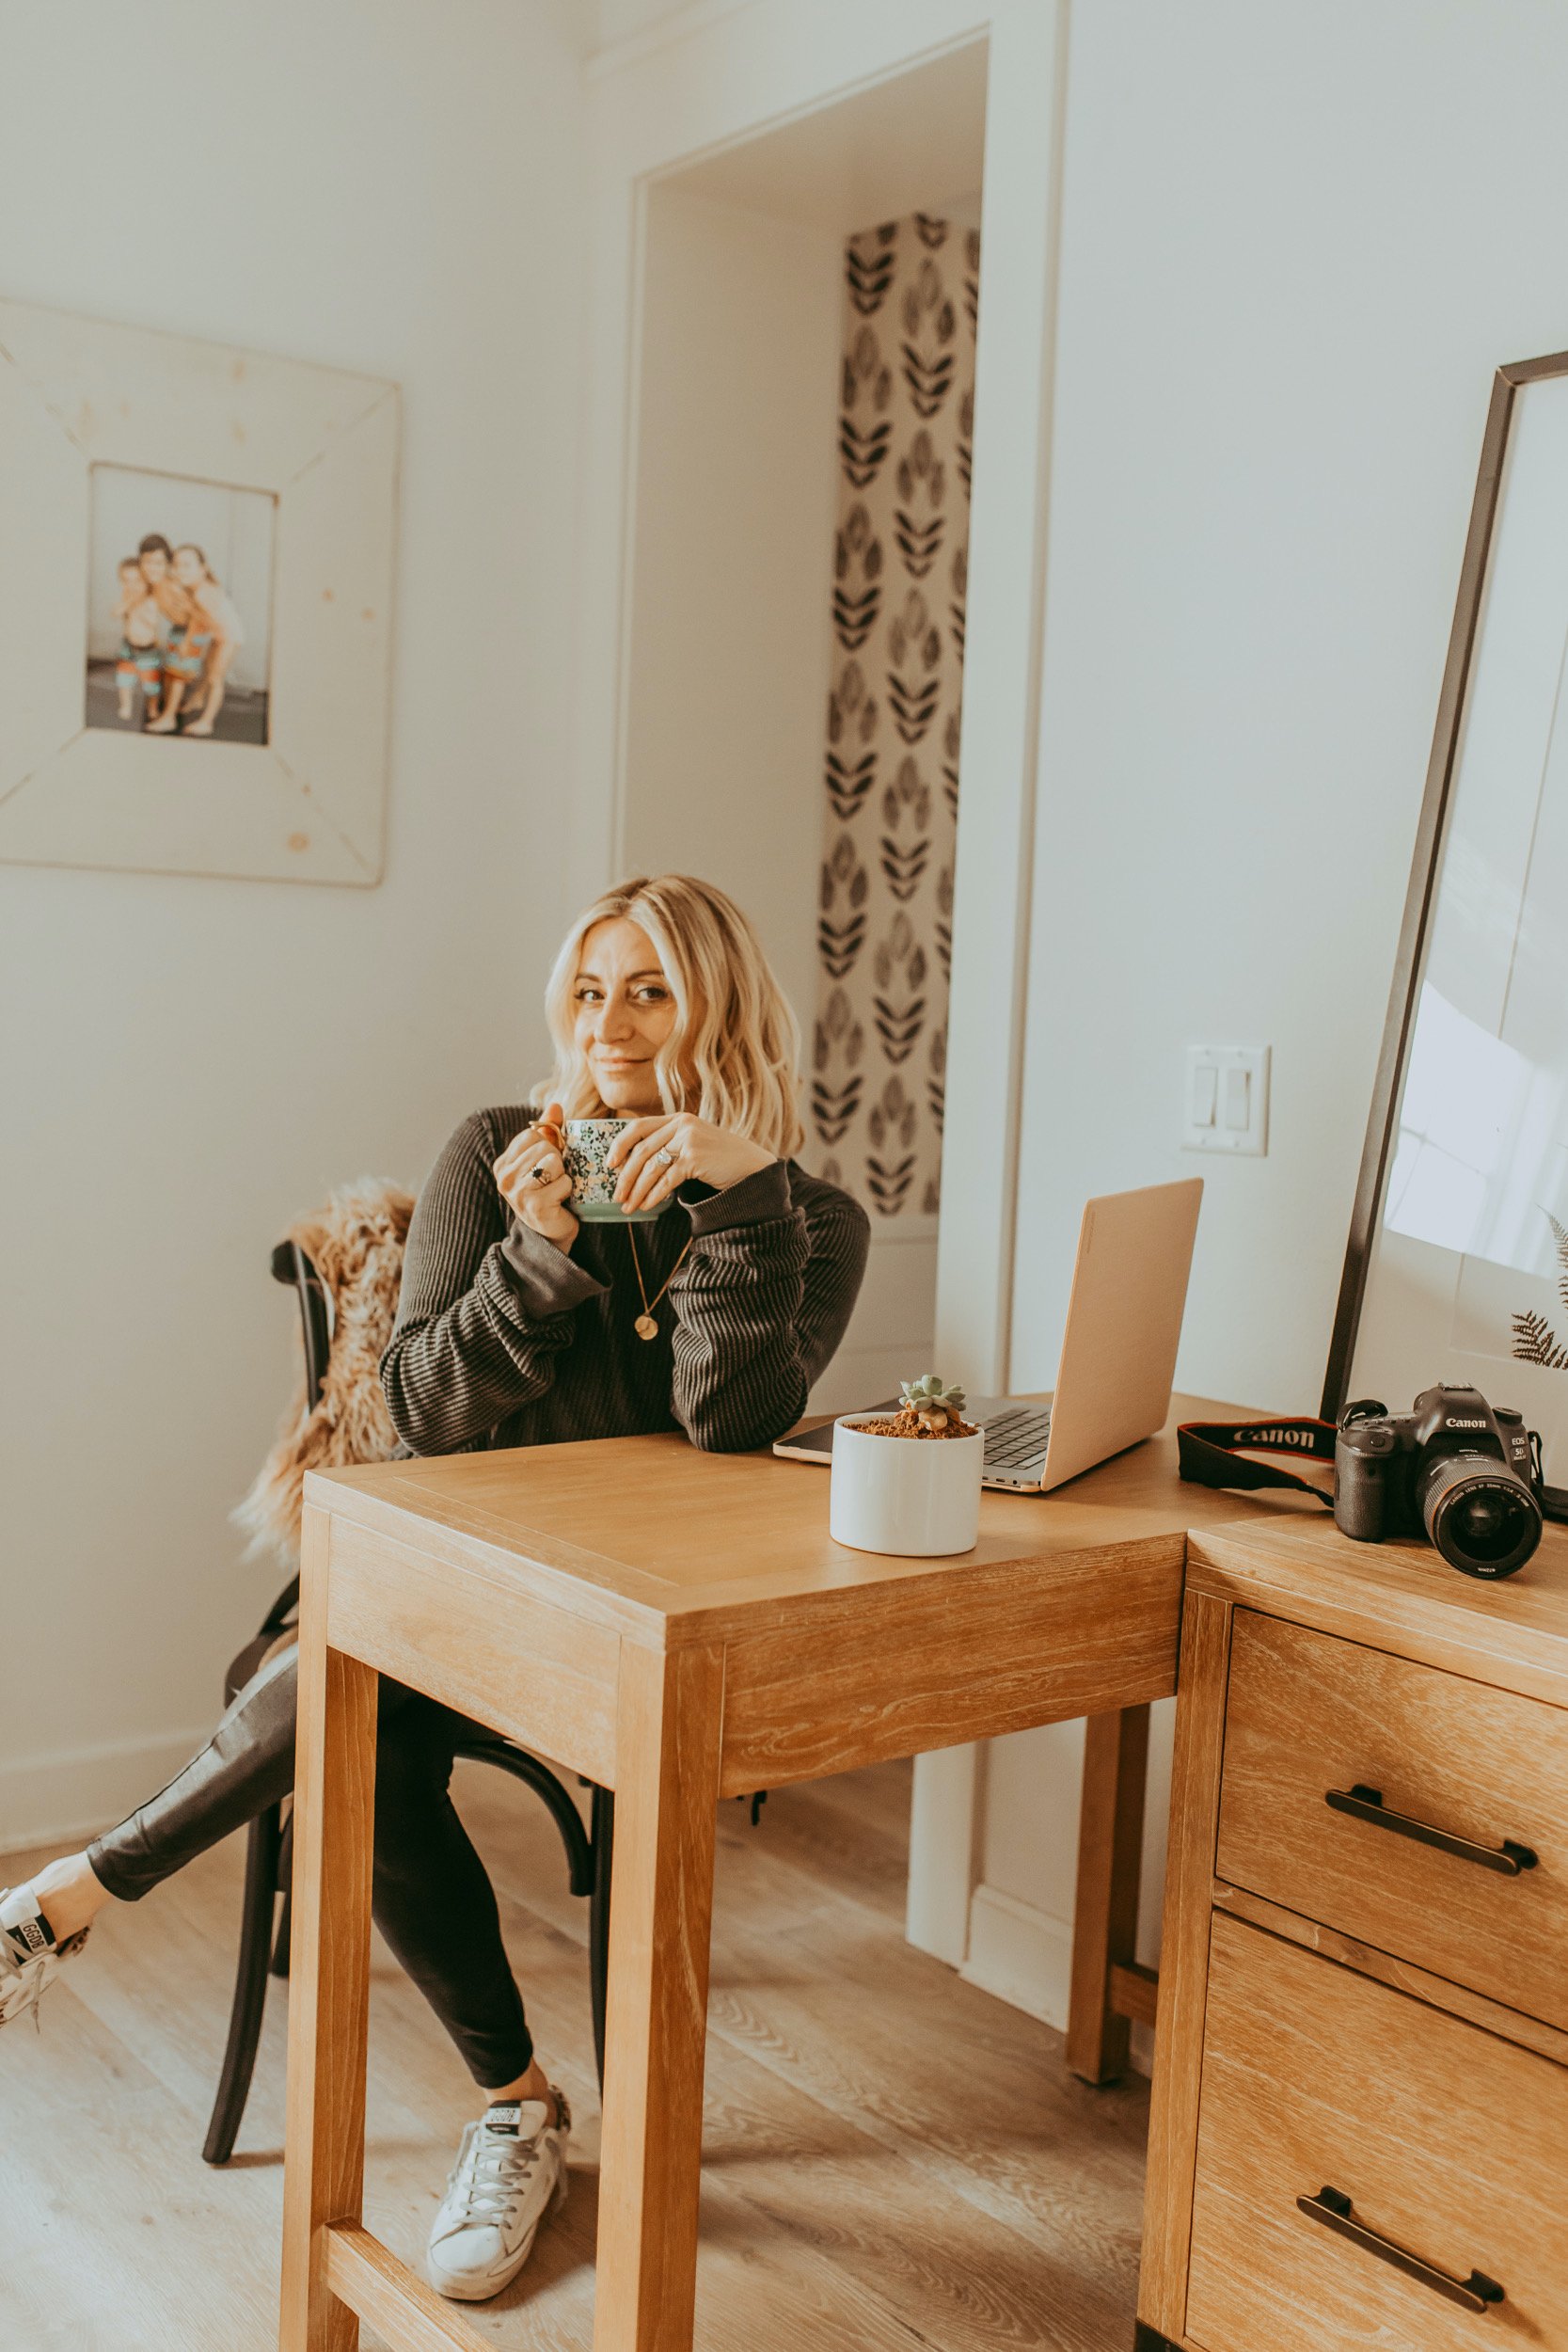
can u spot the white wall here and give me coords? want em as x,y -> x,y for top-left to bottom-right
0,0 -> 585,1845
962,0 -> 1568,2043
588,0 -> 751,60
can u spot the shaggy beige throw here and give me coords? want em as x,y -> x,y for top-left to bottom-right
233,1177 -> 415,1565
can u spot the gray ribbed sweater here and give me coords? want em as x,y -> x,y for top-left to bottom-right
380,1105 -> 871,1457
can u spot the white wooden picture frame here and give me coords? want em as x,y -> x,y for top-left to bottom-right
0,299 -> 398,885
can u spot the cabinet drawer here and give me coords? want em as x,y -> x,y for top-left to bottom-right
1185,1915 -> 1568,2352
1216,1611 -> 1568,2026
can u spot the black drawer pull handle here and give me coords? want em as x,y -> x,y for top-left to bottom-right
1299,2187 -> 1505,2312
1325,1785 -> 1538,1875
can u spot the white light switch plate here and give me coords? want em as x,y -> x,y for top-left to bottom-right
1183,1043 -> 1270,1155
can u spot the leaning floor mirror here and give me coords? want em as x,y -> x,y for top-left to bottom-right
1324,349 -> 1568,1488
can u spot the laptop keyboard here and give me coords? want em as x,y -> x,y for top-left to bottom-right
980,1406 -> 1052,1471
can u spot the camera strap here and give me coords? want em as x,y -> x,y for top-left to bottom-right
1177,1415 -> 1338,1506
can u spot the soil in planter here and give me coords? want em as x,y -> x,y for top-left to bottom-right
848,1406 -> 980,1441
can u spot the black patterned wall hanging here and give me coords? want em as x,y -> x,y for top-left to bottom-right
810,215 -> 977,1218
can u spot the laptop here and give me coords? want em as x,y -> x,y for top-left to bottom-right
773,1176 -> 1204,1492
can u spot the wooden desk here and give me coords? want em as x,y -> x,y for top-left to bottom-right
1138,1512 -> 1568,2352
278,1396 -> 1293,2352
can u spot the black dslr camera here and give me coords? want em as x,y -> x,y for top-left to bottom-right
1334,1384 -> 1543,1579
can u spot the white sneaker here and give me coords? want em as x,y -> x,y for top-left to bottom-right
0,1886 -> 89,2029
426,2091 -> 570,2302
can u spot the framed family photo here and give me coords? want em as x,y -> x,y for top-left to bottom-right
0,299 -> 398,885
87,467 -> 276,748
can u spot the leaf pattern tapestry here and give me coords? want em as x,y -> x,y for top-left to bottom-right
807,214 -> 978,1219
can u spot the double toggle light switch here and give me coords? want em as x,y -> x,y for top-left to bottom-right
1183,1043 -> 1271,1155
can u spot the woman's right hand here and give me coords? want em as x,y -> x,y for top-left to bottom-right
493,1102 -> 578,1250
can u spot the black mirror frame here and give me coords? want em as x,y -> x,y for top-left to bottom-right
1321,348 -> 1568,1423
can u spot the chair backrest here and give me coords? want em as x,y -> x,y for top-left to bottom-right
270,1239 -> 331,1417
239,1185 -> 411,1613
257,1240 -> 330,1634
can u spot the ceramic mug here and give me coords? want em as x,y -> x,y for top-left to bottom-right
562,1118 -> 672,1225
828,1413 -> 985,1556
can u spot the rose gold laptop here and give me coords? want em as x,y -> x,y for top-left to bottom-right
774,1177 -> 1204,1492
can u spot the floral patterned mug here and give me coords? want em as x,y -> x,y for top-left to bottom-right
563,1119 -> 672,1225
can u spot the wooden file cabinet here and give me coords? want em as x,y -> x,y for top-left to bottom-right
1138,1516 -> 1568,2352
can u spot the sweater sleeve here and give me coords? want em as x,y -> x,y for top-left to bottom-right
666,1162 -> 870,1453
380,1111 -> 607,1455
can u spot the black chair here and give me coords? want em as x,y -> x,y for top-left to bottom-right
202,1239 -> 614,2166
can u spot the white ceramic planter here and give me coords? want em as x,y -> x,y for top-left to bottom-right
829,1414 -> 985,1556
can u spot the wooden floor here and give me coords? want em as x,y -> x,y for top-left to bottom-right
0,1757 -> 1149,2352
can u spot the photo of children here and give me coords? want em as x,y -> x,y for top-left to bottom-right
86,465 -> 274,745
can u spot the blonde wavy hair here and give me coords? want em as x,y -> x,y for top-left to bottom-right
535,875 -> 804,1158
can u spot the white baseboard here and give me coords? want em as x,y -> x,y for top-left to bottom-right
906,1743 -> 980,1965
959,1880 -> 1152,2075
0,1725 -> 213,1854
960,1881 -> 1074,2027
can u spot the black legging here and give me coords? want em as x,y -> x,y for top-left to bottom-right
86,1644 -> 532,2089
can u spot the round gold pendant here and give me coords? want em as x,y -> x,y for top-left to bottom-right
634,1312 -> 659,1341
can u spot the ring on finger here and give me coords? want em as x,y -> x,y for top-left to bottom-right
529,1157 -> 554,1185
653,1146 -> 675,1168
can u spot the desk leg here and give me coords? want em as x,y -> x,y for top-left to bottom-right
1066,1703 -> 1150,2085
594,1643 -> 724,2352
280,1506 -> 379,2352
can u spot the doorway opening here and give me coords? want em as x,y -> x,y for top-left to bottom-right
617,39 -> 989,1405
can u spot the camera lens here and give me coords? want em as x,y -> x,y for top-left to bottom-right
1420,1454 -> 1541,1578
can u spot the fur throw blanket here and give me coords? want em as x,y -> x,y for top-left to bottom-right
233,1178 -> 415,1565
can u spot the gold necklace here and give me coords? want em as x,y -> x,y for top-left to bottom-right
626,1224 -> 692,1340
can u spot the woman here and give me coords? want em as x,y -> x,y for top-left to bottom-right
168,542 -> 242,737
0,876 -> 868,2305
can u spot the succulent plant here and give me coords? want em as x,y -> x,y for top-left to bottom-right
899,1372 -> 968,1432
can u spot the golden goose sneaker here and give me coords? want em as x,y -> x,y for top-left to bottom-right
426,2090 -> 571,2301
0,1886 -> 89,2028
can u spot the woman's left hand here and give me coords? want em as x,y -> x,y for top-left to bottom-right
607,1114 -> 775,1213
